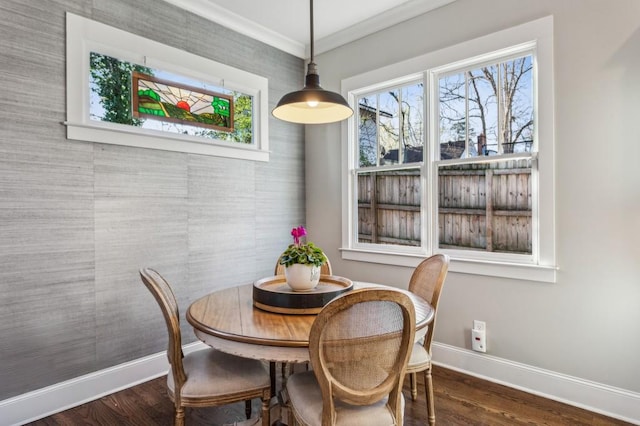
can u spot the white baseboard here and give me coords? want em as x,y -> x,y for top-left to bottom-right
2,342 -> 638,425
432,342 -> 640,425
0,342 -> 207,426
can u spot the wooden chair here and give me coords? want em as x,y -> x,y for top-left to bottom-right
274,257 -> 332,276
286,288 -> 416,426
139,268 -> 271,426
405,254 -> 450,426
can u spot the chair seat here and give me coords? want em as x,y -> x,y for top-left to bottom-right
287,371 -> 404,426
167,349 -> 270,400
406,342 -> 431,373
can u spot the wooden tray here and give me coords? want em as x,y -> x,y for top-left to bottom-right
253,275 -> 353,314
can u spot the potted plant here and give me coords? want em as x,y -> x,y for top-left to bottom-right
279,226 -> 327,291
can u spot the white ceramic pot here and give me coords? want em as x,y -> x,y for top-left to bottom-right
285,264 -> 321,292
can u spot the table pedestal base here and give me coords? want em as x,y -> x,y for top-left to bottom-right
220,396 -> 288,426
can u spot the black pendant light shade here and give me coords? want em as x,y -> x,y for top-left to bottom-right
273,63 -> 353,124
272,0 -> 353,124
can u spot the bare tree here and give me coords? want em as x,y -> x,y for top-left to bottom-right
440,55 -> 533,155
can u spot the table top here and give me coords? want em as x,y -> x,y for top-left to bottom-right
186,280 -> 434,359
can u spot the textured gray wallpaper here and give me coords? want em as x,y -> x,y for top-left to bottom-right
0,0 -> 305,400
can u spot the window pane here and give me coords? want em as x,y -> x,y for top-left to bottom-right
439,56 -> 534,158
468,65 -> 499,156
401,83 -> 424,164
439,73 -> 466,160
358,95 -> 379,167
357,169 -> 421,246
379,90 -> 400,165
501,55 -> 533,153
90,52 -> 151,125
438,158 -> 532,254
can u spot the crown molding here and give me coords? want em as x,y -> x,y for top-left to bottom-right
312,0 -> 457,57
162,0 -> 306,58
163,0 -> 456,59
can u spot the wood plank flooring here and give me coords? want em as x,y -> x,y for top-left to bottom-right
26,365 -> 630,425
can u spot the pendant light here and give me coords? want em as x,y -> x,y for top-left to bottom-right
272,0 -> 353,124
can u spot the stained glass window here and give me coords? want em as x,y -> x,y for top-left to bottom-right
89,52 -> 253,144
132,72 -> 233,131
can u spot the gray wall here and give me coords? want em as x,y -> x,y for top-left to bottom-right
307,0 -> 640,394
0,0 -> 305,400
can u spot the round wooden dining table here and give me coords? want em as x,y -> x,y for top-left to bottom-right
186,280 -> 434,365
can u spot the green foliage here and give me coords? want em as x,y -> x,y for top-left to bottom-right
193,94 -> 252,143
231,94 -> 253,143
90,52 -> 152,125
162,103 -> 229,127
278,242 -> 327,267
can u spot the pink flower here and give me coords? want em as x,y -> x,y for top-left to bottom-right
291,226 -> 307,246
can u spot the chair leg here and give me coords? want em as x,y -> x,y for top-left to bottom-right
261,394 -> 270,426
409,372 -> 418,401
424,367 -> 435,426
245,399 -> 252,419
174,406 -> 185,426
288,406 -> 296,426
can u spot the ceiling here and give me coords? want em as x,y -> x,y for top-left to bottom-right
164,0 -> 456,59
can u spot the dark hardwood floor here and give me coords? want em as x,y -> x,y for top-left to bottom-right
26,365 -> 630,426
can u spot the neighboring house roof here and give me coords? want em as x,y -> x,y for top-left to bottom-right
358,103 -> 393,118
440,140 -> 466,160
381,145 -> 423,163
382,141 -> 467,163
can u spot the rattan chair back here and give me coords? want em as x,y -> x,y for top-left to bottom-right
309,288 -> 416,424
408,254 -> 449,352
140,268 -> 187,389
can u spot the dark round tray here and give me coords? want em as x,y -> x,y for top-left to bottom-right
253,275 -> 353,314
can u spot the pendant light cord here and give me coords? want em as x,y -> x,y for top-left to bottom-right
309,0 -> 314,63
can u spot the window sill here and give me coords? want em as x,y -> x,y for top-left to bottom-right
65,121 -> 270,162
340,248 -> 557,283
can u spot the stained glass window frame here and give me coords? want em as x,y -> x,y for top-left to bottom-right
131,72 -> 235,132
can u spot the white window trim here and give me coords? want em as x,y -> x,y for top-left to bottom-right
65,13 -> 270,162
341,16 -> 556,282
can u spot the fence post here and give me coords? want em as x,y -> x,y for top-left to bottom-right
485,169 -> 493,252
371,172 -> 378,243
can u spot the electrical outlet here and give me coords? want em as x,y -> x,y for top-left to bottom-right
472,320 -> 487,352
473,320 -> 486,331
472,328 -> 487,352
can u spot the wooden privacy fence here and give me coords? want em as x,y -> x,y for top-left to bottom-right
357,159 -> 532,254
358,170 -> 422,246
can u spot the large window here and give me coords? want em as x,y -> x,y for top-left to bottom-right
342,17 -> 556,282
